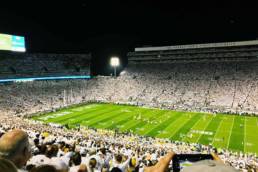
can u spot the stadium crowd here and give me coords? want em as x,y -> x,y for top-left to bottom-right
0,53 -> 91,79
0,61 -> 257,117
0,115 -> 257,172
0,60 -> 258,171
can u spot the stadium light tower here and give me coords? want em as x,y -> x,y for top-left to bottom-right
110,57 -> 119,77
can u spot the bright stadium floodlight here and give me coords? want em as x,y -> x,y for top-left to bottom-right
110,57 -> 119,77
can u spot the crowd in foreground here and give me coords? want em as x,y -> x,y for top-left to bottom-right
0,115 -> 257,172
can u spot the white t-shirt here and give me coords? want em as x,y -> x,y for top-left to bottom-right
69,165 -> 80,172
111,157 -> 131,172
27,154 -> 51,167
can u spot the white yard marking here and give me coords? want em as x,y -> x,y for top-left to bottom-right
246,142 -> 253,146
158,130 -> 168,134
121,109 -> 132,113
211,118 -> 223,145
227,116 -> 235,149
244,116 -> 247,152
98,122 -> 107,126
191,130 -> 213,135
39,111 -> 71,120
182,116 -> 202,142
169,115 -> 195,138
196,116 -> 213,143
117,125 -> 125,128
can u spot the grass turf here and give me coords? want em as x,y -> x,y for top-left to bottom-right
31,103 -> 258,154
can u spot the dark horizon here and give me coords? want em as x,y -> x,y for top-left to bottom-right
0,0 -> 258,75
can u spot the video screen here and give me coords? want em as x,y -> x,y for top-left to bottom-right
0,33 -> 26,52
179,160 -> 195,169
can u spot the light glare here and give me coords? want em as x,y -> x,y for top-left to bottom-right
110,57 -> 119,67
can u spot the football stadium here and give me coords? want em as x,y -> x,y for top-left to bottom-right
1,1 -> 258,172
32,103 -> 258,154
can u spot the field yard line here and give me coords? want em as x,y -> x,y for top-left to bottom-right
104,108 -> 148,129
144,111 -> 182,137
211,117 -> 223,145
121,109 -> 161,131
94,107 -> 135,128
140,111 -> 174,135
156,114 -> 186,138
181,114 -> 202,142
62,106 -> 121,125
227,115 -> 235,149
49,105 -> 115,123
244,116 -> 247,153
169,114 -> 196,139
195,116 -> 213,143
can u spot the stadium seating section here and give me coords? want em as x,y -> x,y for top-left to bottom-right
0,60 -> 257,116
1,44 -> 258,172
0,52 -> 91,78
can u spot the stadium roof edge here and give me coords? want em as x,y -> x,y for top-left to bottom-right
135,40 -> 258,52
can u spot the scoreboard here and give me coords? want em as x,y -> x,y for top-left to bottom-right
0,33 -> 26,52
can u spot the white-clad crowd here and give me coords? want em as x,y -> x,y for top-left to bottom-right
0,60 -> 257,117
0,60 -> 258,171
0,115 -> 257,172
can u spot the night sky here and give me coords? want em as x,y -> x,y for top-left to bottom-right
0,0 -> 258,75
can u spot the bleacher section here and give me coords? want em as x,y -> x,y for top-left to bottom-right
1,41 -> 258,172
0,61 -> 257,116
128,40 -> 258,63
0,40 -> 258,116
0,52 -> 91,78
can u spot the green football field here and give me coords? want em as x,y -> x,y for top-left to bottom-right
32,103 -> 258,154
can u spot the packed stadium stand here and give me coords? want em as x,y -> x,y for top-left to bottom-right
1,40 -> 258,171
0,40 -> 258,116
124,40 -> 258,114
0,52 -> 91,78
